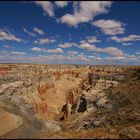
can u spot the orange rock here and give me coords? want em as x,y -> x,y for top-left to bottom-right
37,84 -> 55,100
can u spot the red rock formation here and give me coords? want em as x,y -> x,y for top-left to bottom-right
37,84 -> 55,101
33,100 -> 48,118
0,67 -> 11,75
67,91 -> 75,105
53,72 -> 63,80
66,88 -> 81,106
52,70 -> 80,80
32,76 -> 56,119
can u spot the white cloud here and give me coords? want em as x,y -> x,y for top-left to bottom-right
34,1 -> 54,16
100,47 -> 124,57
88,55 -> 95,59
34,38 -> 56,44
122,43 -> 132,46
110,35 -> 140,42
104,54 -> 139,63
30,47 -> 46,52
60,1 -> 112,26
86,36 -> 100,43
135,52 -> 140,55
58,42 -> 78,48
67,50 -> 78,55
0,29 -> 22,42
76,54 -> 88,61
47,48 -> 64,53
105,55 -> 138,62
55,1 -> 69,8
79,42 -> 124,57
79,43 -> 96,51
66,53 -> 88,62
87,55 -> 138,63
30,49 -> 87,62
23,28 -> 36,37
80,40 -> 87,44
27,55 -> 67,63
80,36 -> 100,44
0,49 -> 139,64
36,55 -> 66,62
33,27 -> 45,35
92,19 -> 125,35
4,45 -> 15,49
31,47 -> 63,53
10,51 -> 26,55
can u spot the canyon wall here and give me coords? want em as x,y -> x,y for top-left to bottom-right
0,64 -> 90,120
0,64 -> 140,139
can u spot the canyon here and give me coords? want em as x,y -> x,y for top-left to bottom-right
0,64 -> 140,139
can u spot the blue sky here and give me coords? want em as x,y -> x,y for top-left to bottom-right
0,1 -> 140,65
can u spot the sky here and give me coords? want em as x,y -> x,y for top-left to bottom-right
0,1 -> 140,65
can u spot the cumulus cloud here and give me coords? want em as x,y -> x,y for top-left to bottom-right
30,47 -> 46,52
58,42 -> 78,48
67,50 -> 78,55
34,38 -> 56,44
33,27 -> 45,35
80,36 -> 100,44
92,19 -> 125,35
122,43 -> 132,46
23,28 -> 36,37
79,42 -> 124,57
86,36 -> 100,43
59,41 -> 125,58
100,47 -> 124,57
76,54 -> 88,61
79,43 -> 96,51
31,47 -> 63,53
10,51 -> 26,55
60,1 -> 112,26
34,1 -> 54,16
110,35 -> 140,42
0,49 -> 139,64
0,29 -> 22,42
55,1 -> 69,8
47,48 -> 64,53
80,40 -> 87,44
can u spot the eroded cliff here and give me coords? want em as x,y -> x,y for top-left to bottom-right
0,64 -> 139,139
